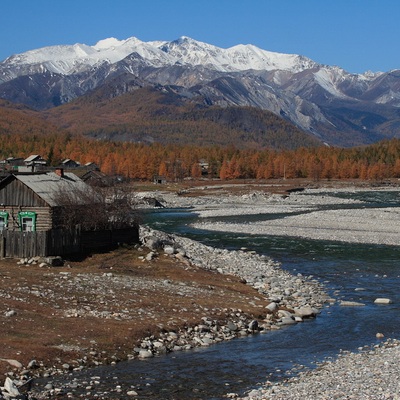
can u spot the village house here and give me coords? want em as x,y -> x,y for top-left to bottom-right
0,169 -> 138,258
60,158 -> 81,168
0,169 -> 91,232
19,155 -> 47,173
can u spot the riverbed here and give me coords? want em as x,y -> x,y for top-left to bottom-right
28,186 -> 400,399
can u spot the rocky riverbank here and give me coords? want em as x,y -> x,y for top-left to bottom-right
240,339 -> 400,399
140,226 -> 330,314
0,224 -> 330,399
135,185 -> 400,399
2,183 -> 399,399
139,185 -> 400,246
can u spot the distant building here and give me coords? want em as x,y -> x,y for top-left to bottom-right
19,155 -> 47,172
84,162 -> 100,171
0,157 -> 25,171
60,159 -> 81,168
153,175 -> 167,184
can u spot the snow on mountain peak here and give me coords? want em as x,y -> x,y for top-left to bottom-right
93,37 -> 124,50
1,35 -> 325,76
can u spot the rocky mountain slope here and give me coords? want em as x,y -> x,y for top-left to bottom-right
42,80 -> 321,149
1,36 -> 400,147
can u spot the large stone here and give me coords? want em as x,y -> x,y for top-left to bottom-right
138,350 -> 153,359
0,358 -> 22,368
226,321 -> 238,332
374,298 -> 393,304
248,320 -> 259,331
163,245 -> 175,255
4,310 -> 17,318
280,316 -> 296,325
339,301 -> 365,306
3,377 -> 20,397
145,237 -> 163,250
266,302 -> 278,312
145,252 -> 156,261
294,305 -> 318,318
277,310 -> 293,318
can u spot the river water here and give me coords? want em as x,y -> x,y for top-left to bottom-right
41,190 -> 400,399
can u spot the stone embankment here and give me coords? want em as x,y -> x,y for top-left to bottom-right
140,226 -> 330,317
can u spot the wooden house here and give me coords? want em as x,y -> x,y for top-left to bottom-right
60,159 -> 81,168
0,169 -> 91,233
0,170 -> 138,258
18,155 -> 47,173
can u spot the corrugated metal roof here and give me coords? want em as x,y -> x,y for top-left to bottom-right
16,172 -> 98,207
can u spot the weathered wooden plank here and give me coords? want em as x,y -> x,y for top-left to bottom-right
0,236 -> 5,259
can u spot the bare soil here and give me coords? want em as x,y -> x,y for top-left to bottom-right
0,246 -> 270,377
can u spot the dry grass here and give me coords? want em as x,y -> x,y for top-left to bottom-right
0,247 -> 271,376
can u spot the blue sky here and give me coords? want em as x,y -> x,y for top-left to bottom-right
1,0 -> 399,73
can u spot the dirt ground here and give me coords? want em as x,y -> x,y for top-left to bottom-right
0,245 -> 271,377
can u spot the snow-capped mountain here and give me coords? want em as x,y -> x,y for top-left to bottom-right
1,36 -> 320,76
0,36 -> 399,146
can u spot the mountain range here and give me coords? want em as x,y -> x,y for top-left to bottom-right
1,36 -> 400,148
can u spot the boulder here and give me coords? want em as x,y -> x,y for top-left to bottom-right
3,377 -> 20,397
339,301 -> 365,307
0,358 -> 22,368
138,350 -> 153,359
280,316 -> 296,325
294,305 -> 318,318
226,321 -> 238,332
374,298 -> 393,304
4,310 -> 17,318
163,245 -> 175,255
144,237 -> 163,251
277,310 -> 293,318
248,320 -> 259,331
266,302 -> 278,312
145,252 -> 156,261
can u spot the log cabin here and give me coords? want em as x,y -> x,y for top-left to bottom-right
0,169 -> 91,232
0,169 -> 139,258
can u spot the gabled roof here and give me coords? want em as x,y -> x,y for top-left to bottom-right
13,172 -> 97,207
24,155 -> 43,162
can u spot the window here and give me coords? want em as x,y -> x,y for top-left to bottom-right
18,211 -> 37,232
0,211 -> 8,231
21,217 -> 34,232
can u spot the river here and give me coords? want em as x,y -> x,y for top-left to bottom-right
37,190 -> 400,399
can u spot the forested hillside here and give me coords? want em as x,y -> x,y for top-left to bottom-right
0,99 -> 64,137
43,86 -> 321,150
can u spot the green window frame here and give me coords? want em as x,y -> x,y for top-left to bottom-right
0,211 -> 8,231
18,211 -> 37,232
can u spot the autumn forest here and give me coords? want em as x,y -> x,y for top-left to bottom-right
1,131 -> 400,182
